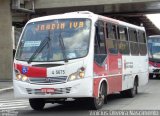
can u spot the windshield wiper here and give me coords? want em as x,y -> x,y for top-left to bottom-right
27,33 -> 51,64
59,33 -> 68,63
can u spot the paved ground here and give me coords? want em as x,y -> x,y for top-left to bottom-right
0,79 -> 160,116
0,81 -> 12,89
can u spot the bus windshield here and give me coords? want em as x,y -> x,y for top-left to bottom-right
16,18 -> 91,62
148,37 -> 160,59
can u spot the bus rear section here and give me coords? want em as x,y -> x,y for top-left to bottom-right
13,11 -> 149,110
148,35 -> 160,78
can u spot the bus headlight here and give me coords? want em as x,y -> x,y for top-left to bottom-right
68,72 -> 78,81
68,67 -> 85,81
16,74 -> 22,80
22,75 -> 28,81
16,73 -> 28,82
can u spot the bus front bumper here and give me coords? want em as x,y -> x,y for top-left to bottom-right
149,64 -> 160,74
13,77 -> 93,99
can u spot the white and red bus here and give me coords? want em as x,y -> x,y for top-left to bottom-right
148,35 -> 160,78
13,11 -> 148,110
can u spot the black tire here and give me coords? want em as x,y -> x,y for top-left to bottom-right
89,83 -> 106,110
29,98 -> 45,111
127,79 -> 138,98
149,74 -> 153,79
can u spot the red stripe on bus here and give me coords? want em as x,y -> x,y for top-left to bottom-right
93,78 -> 102,97
107,75 -> 122,94
93,75 -> 122,97
149,61 -> 160,68
15,64 -> 47,78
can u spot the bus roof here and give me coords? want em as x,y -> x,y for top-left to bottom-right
28,11 -> 145,31
28,11 -> 96,23
148,35 -> 160,38
98,15 -> 145,31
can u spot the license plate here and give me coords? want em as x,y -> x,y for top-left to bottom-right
41,88 -> 55,94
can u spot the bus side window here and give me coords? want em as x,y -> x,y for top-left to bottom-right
106,23 -> 118,54
138,31 -> 146,43
108,24 -> 117,40
118,26 -> 130,55
94,21 -> 107,65
129,29 -> 139,55
138,31 -> 147,55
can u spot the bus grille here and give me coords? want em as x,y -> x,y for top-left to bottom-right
26,87 -> 71,95
28,76 -> 67,84
153,69 -> 160,73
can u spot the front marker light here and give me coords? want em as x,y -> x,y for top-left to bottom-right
79,67 -> 85,78
79,71 -> 85,78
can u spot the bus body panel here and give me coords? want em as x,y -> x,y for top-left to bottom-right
122,56 -> 148,91
13,77 -> 93,98
14,57 -> 94,98
93,53 -> 123,95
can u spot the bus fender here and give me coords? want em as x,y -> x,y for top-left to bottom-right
93,77 -> 108,97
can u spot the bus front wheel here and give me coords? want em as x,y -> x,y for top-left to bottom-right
29,98 -> 45,111
89,83 -> 106,110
